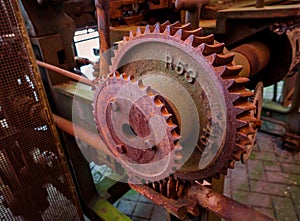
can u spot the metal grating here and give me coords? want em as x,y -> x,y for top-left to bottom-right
0,0 -> 83,220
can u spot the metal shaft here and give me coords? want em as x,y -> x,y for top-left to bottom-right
188,184 -> 275,221
232,41 -> 270,78
36,60 -> 93,86
52,114 -> 110,156
175,0 -> 210,29
95,0 -> 111,77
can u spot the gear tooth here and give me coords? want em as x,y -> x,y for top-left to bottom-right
180,23 -> 192,30
121,72 -> 128,80
232,153 -> 241,161
236,113 -> 257,128
223,79 -> 235,89
239,125 -> 256,135
175,142 -> 183,150
235,102 -> 256,112
170,21 -> 181,27
108,72 -> 114,78
228,161 -> 235,169
184,34 -> 194,45
144,25 -> 151,34
236,132 -> 249,143
233,106 -> 247,116
234,77 -> 250,84
230,89 -> 254,98
212,53 -> 235,67
153,96 -> 164,107
237,114 -> 257,123
162,20 -> 171,27
236,132 -> 251,143
145,86 -> 156,96
174,29 -> 183,39
137,79 -> 145,88
163,25 -> 171,35
236,119 -> 248,128
136,27 -> 142,35
129,31 -> 134,39
221,65 -> 243,77
203,42 -> 225,56
153,23 -> 161,33
235,143 -> 244,151
161,105 -> 170,116
193,34 -> 215,47
196,43 -> 206,53
180,28 -> 203,40
129,74 -> 135,81
175,151 -> 183,160
191,27 -> 203,37
115,71 -> 121,78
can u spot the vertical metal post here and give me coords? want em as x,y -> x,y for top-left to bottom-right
95,0 -> 111,77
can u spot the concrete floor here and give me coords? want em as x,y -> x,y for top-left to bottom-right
114,132 -> 300,221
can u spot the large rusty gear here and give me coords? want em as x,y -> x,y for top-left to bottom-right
96,21 -> 258,182
93,72 -> 183,183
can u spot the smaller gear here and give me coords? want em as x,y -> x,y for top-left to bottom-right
93,72 -> 183,183
241,82 -> 263,163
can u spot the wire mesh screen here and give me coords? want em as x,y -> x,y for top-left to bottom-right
0,0 -> 83,220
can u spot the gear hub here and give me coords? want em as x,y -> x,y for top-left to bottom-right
93,21 -> 259,182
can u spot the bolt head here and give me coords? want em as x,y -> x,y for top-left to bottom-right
116,145 -> 126,154
110,101 -> 120,112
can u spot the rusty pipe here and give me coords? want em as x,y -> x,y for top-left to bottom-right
95,0 -> 111,77
175,0 -> 210,29
231,41 -> 270,78
52,114 -> 111,156
129,183 -> 198,220
95,0 -> 111,54
188,184 -> 275,221
36,60 -> 93,86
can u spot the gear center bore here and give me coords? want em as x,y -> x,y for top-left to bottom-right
107,96 -> 159,164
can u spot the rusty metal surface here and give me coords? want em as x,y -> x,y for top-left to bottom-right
130,183 -> 201,220
130,181 -> 275,220
216,5 -> 300,34
93,73 -> 182,182
106,22 -> 259,182
232,42 -> 270,78
94,0 -> 111,77
175,0 -> 210,29
53,114 -> 111,157
242,82 -> 263,163
37,60 -> 93,86
0,0 -> 83,220
187,184 -> 275,221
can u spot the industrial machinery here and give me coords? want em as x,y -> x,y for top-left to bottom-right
0,0 -> 299,220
